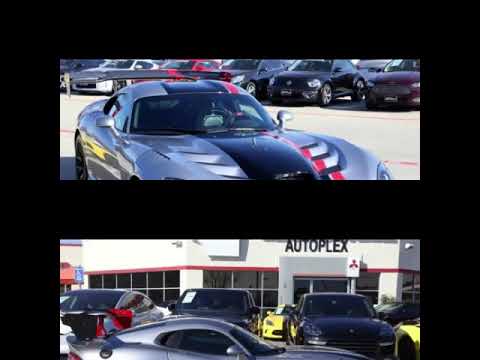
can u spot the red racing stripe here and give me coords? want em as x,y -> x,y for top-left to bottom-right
223,82 -> 239,94
330,171 -> 345,180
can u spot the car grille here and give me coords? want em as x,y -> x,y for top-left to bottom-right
326,339 -> 379,358
76,83 -> 97,89
373,84 -> 411,96
276,78 -> 307,87
275,172 -> 316,180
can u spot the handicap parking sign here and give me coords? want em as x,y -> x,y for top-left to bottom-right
75,267 -> 84,284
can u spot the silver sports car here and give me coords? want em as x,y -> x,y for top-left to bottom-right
65,315 -> 375,360
71,71 -> 393,180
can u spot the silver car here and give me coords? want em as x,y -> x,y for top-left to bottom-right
71,71 -> 393,180
66,316 -> 374,360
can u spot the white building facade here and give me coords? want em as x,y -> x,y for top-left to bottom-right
82,240 -> 420,314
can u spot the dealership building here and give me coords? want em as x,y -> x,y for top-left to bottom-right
60,242 -> 83,294
76,239 -> 420,315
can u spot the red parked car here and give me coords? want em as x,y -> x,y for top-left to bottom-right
365,59 -> 420,110
160,59 -> 221,72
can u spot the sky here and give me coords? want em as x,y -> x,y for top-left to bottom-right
60,239 -> 82,244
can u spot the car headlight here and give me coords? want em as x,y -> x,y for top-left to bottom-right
231,75 -> 245,84
367,80 -> 375,87
303,321 -> 323,336
411,82 -> 420,88
269,77 -> 276,86
307,79 -> 321,88
265,320 -> 274,326
377,162 -> 393,180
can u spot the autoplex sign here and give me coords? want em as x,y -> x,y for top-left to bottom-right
285,239 -> 349,253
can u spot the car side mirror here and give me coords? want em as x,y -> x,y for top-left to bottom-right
227,344 -> 245,358
96,114 -> 114,128
167,303 -> 176,311
277,110 -> 293,129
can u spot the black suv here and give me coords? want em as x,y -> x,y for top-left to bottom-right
268,59 -> 366,106
220,59 -> 292,99
288,293 -> 396,360
169,288 -> 260,334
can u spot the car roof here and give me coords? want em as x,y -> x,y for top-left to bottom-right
123,80 -> 247,101
62,289 -> 128,296
304,292 -> 366,298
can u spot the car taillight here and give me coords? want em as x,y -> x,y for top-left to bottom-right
68,352 -> 82,360
220,72 -> 232,82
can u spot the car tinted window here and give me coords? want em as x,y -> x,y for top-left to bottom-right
176,290 -> 249,315
290,60 -> 333,72
230,326 -> 283,355
304,295 -> 375,318
333,60 -> 351,72
136,61 -> 153,69
161,60 -> 196,70
60,292 -> 123,312
101,60 -> 134,69
162,330 -> 235,355
384,59 -> 420,72
131,94 -> 276,133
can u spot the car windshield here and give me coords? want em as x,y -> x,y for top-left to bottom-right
289,60 -> 333,72
161,60 -> 197,70
220,59 -> 261,70
100,60 -> 134,69
230,326 -> 285,355
274,306 -> 293,315
60,292 -> 124,312
357,60 -> 391,69
131,93 -> 276,134
383,59 -> 420,72
304,296 -> 375,318
175,290 -> 250,315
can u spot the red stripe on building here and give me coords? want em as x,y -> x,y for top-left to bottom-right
60,243 -> 82,247
330,171 -> 345,180
85,265 -> 419,275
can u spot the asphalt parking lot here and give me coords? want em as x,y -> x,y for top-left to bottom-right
60,93 -> 420,180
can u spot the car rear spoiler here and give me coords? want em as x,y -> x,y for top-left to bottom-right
69,69 -> 232,84
61,309 -> 133,341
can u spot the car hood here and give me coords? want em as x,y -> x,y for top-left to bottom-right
371,71 -> 420,84
130,129 -> 362,179
275,71 -> 331,80
221,69 -> 255,77
304,317 -> 382,338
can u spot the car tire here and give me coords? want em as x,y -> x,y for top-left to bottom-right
318,83 -> 333,107
245,81 -> 257,98
366,93 -> 377,109
75,136 -> 88,180
351,79 -> 365,101
397,337 -> 416,360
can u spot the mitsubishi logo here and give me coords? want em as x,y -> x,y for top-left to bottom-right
286,80 -> 292,86
349,259 -> 359,269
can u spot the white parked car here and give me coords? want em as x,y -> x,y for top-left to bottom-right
71,59 -> 160,94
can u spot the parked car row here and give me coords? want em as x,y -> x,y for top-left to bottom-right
61,288 -> 418,360
61,59 -> 419,110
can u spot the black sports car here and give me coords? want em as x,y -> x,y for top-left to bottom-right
376,303 -> 420,327
220,59 -> 291,99
288,293 -> 396,359
268,59 -> 366,106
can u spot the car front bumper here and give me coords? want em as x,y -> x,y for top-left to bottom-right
72,80 -> 113,94
268,86 -> 319,103
367,86 -> 420,107
263,326 -> 285,339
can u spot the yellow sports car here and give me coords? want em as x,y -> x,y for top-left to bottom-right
395,318 -> 420,360
262,304 -> 295,340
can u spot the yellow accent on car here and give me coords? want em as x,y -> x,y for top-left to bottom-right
395,320 -> 420,360
83,135 -> 113,161
262,304 -> 290,340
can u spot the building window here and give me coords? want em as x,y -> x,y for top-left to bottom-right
356,272 -> 380,305
87,271 -> 180,304
402,272 -> 420,303
203,270 -> 279,317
